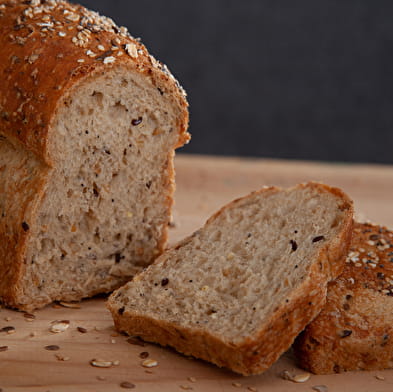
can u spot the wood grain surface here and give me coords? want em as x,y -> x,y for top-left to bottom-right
1,154 -> 393,392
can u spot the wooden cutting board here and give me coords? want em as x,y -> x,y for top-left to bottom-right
1,154 -> 393,392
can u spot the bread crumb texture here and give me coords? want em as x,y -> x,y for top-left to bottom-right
108,183 -> 353,375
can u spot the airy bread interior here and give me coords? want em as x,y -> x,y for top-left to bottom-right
111,185 -> 348,344
2,67 -> 184,308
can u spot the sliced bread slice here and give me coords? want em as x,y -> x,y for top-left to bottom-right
294,222 -> 393,374
108,182 -> 353,375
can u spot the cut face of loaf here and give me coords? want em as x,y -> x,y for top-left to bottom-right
294,222 -> 393,374
0,1 -> 189,311
108,183 -> 354,376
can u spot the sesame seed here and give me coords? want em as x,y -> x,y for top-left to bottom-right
77,59 -> 85,63
59,301 -> 81,309
232,382 -> 242,388
50,320 -> 70,333
188,377 -> 197,383
141,359 -> 158,368
90,359 -> 113,368
0,346 -> 8,352
58,31 -> 67,38
292,373 -> 311,383
375,375 -> 385,381
86,50 -> 96,57
312,386 -> 328,392
97,45 -> 105,51
180,386 -> 193,391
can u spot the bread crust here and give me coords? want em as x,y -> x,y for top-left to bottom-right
108,182 -> 354,375
294,222 -> 393,374
0,0 -> 189,310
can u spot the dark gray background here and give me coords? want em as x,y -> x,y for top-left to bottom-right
79,0 -> 393,164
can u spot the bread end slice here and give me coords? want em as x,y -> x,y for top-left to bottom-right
294,222 -> 393,374
108,182 -> 353,375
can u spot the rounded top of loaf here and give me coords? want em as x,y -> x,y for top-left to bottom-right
0,0 -> 189,164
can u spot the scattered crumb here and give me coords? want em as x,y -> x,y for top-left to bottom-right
77,327 -> 87,333
97,376 -> 106,381
145,370 -> 154,374
113,360 -> 120,366
55,354 -> 70,361
111,339 -> 116,344
0,346 -> 8,352
375,375 -> 385,381
188,377 -> 197,383
232,382 -> 242,388
180,385 -> 193,391
29,332 -> 37,337
4,317 -> 11,322
247,387 -> 258,392
139,351 -> 149,359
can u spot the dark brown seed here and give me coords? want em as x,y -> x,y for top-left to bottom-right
377,272 -> 385,279
45,345 -> 60,351
118,307 -> 125,315
161,278 -> 169,287
77,326 -> 87,333
23,312 -> 35,320
22,221 -> 29,231
0,346 -> 8,352
370,234 -> 380,241
120,381 -> 135,389
312,235 -> 325,243
115,253 -> 122,263
340,330 -> 352,338
139,351 -> 149,359
131,117 -> 143,126
290,240 -> 298,251
127,337 -> 145,347
1,326 -> 15,333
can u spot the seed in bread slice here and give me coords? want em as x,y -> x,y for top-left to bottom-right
294,222 -> 393,374
108,182 -> 353,375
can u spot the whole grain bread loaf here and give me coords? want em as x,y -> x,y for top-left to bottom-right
0,0 -> 189,311
294,222 -> 393,374
108,182 -> 353,375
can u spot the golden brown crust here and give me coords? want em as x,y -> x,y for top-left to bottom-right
294,222 -> 393,374
0,0 -> 189,310
108,182 -> 354,375
0,0 -> 189,164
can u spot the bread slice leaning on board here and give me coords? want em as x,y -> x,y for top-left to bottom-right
0,0 -> 189,311
108,182 -> 354,376
294,222 -> 393,374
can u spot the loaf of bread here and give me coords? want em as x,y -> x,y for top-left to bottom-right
108,183 -> 353,375
0,0 -> 189,311
294,222 -> 393,374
